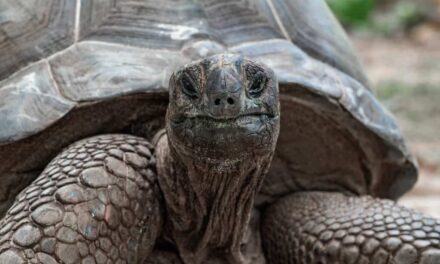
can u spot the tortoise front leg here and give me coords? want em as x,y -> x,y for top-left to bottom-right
262,191 -> 440,264
0,134 -> 162,264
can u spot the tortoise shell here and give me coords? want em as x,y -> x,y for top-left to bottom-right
0,0 -> 416,215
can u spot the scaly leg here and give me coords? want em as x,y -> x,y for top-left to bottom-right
0,134 -> 162,264
262,191 -> 440,264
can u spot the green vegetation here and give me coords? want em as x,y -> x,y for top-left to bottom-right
376,82 -> 438,101
371,2 -> 427,35
327,0 -> 428,34
393,2 -> 427,28
327,0 -> 376,26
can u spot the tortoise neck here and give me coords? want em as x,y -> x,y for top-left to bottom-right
155,133 -> 272,263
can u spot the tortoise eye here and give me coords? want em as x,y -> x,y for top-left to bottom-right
181,74 -> 198,99
249,73 -> 266,98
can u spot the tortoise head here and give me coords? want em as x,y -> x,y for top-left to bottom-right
166,54 -> 280,163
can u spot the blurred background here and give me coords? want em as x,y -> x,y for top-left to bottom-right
327,0 -> 440,217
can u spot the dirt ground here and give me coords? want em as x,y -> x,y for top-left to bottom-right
352,33 -> 440,217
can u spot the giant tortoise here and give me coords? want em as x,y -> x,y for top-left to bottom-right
0,0 -> 438,263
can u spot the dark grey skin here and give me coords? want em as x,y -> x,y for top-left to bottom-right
157,54 -> 280,263
0,54 -> 439,264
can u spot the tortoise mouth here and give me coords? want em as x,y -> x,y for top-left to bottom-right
168,112 -> 280,160
171,112 -> 277,125
186,112 -> 276,125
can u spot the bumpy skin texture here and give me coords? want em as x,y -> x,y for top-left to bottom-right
0,134 -> 162,264
162,54 -> 279,263
262,192 -> 440,264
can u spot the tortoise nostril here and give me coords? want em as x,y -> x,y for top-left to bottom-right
213,97 -> 235,107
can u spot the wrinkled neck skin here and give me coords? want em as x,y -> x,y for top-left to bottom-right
156,133 -> 274,264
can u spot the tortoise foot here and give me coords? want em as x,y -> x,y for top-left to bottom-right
262,191 -> 440,264
0,134 -> 162,264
